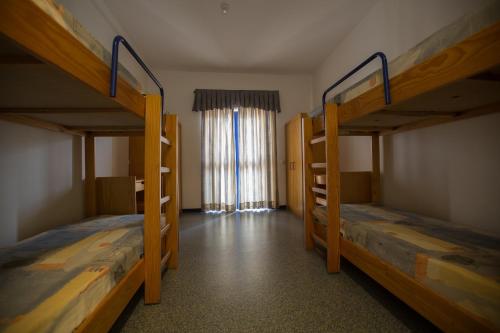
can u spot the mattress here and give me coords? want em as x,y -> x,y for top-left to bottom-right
31,0 -> 142,92
310,1 -> 500,116
0,214 -> 144,333
313,204 -> 500,329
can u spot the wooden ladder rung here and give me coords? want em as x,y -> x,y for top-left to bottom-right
311,162 -> 327,169
312,232 -> 327,249
160,167 -> 171,174
310,136 -> 326,145
161,223 -> 171,238
160,195 -> 170,205
312,187 -> 327,195
314,174 -> 326,186
160,250 -> 172,272
160,136 -> 171,145
315,197 -> 327,206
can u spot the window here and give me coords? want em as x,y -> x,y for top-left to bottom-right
202,107 -> 278,212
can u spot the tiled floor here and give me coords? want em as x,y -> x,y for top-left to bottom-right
115,210 -> 437,332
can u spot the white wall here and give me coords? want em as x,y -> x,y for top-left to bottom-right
0,128 -> 128,247
381,113 -> 500,234
95,137 -> 129,177
312,0 -> 500,233
0,121 -> 84,246
0,125 -> 128,247
147,70 -> 312,209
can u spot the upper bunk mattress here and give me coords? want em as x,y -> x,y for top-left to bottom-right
310,1 -> 500,115
313,204 -> 500,329
0,214 -> 144,333
32,0 -> 142,92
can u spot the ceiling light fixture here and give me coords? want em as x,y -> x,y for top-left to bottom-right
220,2 -> 230,15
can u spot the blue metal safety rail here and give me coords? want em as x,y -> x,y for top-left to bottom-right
322,52 -> 391,114
110,35 -> 165,117
234,110 -> 240,210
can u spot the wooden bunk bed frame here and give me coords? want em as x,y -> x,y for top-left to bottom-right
0,1 -> 179,332
303,21 -> 500,332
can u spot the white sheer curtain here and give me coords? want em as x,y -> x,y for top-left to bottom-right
238,107 -> 278,210
201,108 -> 236,212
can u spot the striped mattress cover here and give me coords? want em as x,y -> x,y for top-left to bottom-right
0,214 -> 144,333
313,204 -> 500,329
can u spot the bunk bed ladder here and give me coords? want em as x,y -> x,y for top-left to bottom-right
109,35 -> 178,305
304,105 -> 342,273
305,52 -> 391,273
144,96 -> 179,304
160,114 -> 179,275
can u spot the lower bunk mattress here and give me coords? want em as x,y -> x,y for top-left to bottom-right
0,214 -> 144,333
313,204 -> 500,329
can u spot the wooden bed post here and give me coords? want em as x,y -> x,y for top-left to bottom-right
164,114 -> 179,269
325,103 -> 340,273
84,134 -> 96,217
144,95 -> 162,304
371,134 -> 381,204
302,117 -> 314,250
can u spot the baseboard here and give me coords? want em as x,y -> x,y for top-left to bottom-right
182,208 -> 202,213
182,206 -> 287,213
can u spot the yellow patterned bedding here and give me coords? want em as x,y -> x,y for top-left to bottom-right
0,215 -> 144,333
313,204 -> 500,329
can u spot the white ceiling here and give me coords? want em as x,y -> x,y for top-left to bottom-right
101,0 -> 376,73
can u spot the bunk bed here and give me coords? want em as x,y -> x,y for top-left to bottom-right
0,1 -> 179,332
303,4 -> 500,333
